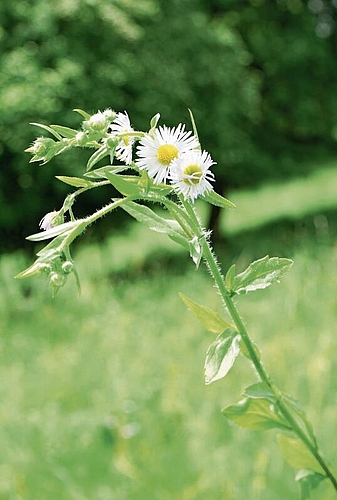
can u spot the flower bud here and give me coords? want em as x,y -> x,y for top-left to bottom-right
25,137 -> 56,161
50,272 -> 66,287
39,211 -> 64,231
61,261 -> 74,274
83,111 -> 109,133
103,108 -> 116,121
39,263 -> 52,274
75,131 -> 88,146
105,135 -> 119,150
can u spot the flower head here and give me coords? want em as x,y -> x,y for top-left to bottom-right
136,124 -> 199,184
109,111 -> 135,165
169,150 -> 216,201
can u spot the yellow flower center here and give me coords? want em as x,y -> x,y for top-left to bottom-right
183,164 -> 202,185
156,144 -> 179,166
123,136 -> 130,146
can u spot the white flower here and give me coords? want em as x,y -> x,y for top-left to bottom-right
169,150 -> 216,201
109,111 -> 134,165
39,211 -> 63,231
135,124 -> 199,184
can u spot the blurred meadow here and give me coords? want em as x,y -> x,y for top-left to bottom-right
1,0 -> 337,499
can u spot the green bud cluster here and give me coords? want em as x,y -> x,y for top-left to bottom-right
38,257 -> 75,296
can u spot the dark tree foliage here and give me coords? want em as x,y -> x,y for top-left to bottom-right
1,0 -> 336,250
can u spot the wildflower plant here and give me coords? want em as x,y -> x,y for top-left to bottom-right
18,108 -> 337,498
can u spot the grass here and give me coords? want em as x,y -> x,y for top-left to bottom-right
1,168 -> 337,499
222,165 -> 337,234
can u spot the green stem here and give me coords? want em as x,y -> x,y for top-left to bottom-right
59,197 -> 133,252
182,198 -> 337,491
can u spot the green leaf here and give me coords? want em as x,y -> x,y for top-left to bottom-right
295,470 -> 326,500
232,255 -> 293,295
204,329 -> 240,384
277,434 -> 325,474
56,176 -> 97,188
201,191 -> 236,209
223,398 -> 291,431
120,201 -> 189,250
50,125 -> 78,138
225,264 -> 236,291
188,108 -> 201,148
282,395 -> 317,449
105,172 -> 142,197
73,108 -> 91,119
150,112 -> 160,129
244,382 -> 277,404
26,221 -> 80,241
15,262 -> 41,279
30,122 -> 62,140
86,145 -> 109,171
188,236 -> 203,269
179,293 -> 232,333
84,165 -> 128,179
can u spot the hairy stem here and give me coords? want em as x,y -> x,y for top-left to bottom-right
182,198 -> 337,491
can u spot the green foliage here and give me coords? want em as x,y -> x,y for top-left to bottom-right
3,0 -> 337,250
296,470 -> 326,500
204,328 -> 240,385
179,292 -> 232,333
3,225 -> 337,498
223,397 -> 291,431
277,435 -> 324,474
227,255 -> 293,295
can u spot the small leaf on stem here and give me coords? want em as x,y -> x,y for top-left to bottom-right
223,397 -> 291,431
201,191 -> 236,209
231,255 -> 293,295
204,329 -> 240,384
295,470 -> 326,500
56,176 -> 97,188
277,434 -> 324,474
179,293 -> 233,333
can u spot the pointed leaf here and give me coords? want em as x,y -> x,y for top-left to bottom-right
201,191 -> 236,209
232,256 -> 293,295
150,113 -> 160,129
26,221 -> 80,241
30,122 -> 62,140
223,397 -> 291,431
188,236 -> 203,268
84,165 -> 128,179
15,262 -> 41,279
86,145 -> 109,171
55,176 -> 97,188
283,395 -> 317,449
277,434 -> 324,474
204,329 -> 240,384
188,108 -> 201,148
50,125 -> 78,138
225,264 -> 236,291
179,293 -> 232,333
105,172 -> 141,197
73,108 -> 91,119
244,382 -> 277,404
120,201 -> 189,250
295,470 -> 326,500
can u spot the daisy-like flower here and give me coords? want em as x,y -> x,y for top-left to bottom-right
109,111 -> 135,165
135,124 -> 199,184
169,149 -> 216,202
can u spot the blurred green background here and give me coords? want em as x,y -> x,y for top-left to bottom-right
1,0 -> 337,498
